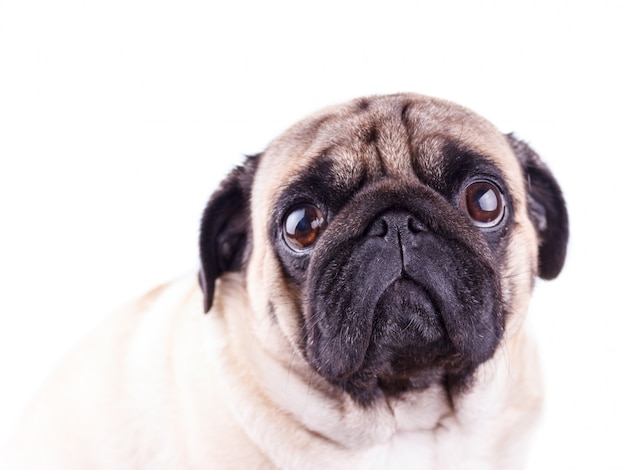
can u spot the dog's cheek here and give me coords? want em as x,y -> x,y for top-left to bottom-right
244,240 -> 308,356
500,222 -> 538,333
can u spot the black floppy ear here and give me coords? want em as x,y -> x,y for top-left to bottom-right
506,134 -> 569,280
199,154 -> 261,312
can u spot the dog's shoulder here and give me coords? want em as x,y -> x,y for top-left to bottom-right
5,275 -> 223,468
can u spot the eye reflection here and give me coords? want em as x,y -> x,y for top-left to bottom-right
462,181 -> 505,228
283,204 -> 326,251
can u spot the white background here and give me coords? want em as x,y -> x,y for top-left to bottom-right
1,1 -> 625,468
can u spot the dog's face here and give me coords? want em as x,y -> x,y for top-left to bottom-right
199,94 -> 568,405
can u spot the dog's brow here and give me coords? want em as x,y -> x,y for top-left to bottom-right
409,140 -> 505,198
274,153 -> 365,213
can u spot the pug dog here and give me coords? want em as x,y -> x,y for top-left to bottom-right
6,93 -> 568,469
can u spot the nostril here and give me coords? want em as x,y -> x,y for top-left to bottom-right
367,218 -> 389,237
408,216 -> 426,234
367,211 -> 427,238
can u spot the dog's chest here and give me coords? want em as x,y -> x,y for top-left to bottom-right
367,429 -> 489,470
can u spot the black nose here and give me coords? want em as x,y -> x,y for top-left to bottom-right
366,210 -> 427,241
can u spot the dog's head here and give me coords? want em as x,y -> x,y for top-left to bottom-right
199,94 -> 568,404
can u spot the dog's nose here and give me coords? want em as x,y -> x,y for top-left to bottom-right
367,210 -> 427,240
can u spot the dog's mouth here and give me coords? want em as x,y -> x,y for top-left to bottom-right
373,278 -> 446,345
304,275 -> 467,403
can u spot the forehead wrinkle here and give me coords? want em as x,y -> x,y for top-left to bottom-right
304,114 -> 382,180
375,119 -> 414,176
355,101 -> 414,178
413,136 -> 446,184
329,148 -> 366,190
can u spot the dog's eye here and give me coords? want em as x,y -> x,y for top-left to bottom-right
461,181 -> 506,228
283,204 -> 326,252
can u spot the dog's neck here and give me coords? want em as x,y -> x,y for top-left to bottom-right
204,274 -> 541,468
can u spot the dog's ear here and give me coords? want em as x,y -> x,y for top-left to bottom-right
506,134 -> 569,280
199,154 -> 261,312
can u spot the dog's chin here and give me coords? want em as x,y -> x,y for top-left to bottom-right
373,279 -> 446,346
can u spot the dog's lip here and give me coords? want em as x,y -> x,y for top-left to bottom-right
303,315 -> 376,382
372,276 -> 447,343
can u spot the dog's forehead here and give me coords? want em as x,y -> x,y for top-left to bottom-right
256,94 -> 523,205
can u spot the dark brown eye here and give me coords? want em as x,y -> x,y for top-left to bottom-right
461,181 -> 506,228
283,204 -> 326,252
